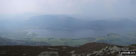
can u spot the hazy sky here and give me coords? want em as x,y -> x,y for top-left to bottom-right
0,0 -> 136,18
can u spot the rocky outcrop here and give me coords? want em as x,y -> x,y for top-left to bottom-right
38,51 -> 59,56
71,43 -> 136,56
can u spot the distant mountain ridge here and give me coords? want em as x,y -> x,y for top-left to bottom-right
1,15 -> 136,38
0,15 -> 136,46
22,15 -> 136,38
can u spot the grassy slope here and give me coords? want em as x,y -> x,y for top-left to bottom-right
30,38 -> 91,46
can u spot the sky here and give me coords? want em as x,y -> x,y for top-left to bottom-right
0,0 -> 136,19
